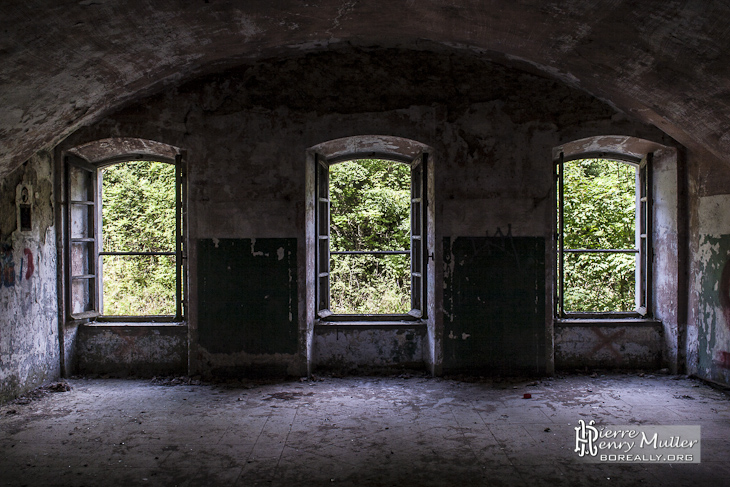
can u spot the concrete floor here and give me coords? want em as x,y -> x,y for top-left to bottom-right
1,373 -> 729,487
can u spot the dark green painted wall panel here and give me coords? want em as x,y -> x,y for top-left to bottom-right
197,238 -> 298,355
443,236 -> 545,375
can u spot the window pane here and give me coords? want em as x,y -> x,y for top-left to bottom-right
330,253 -> 410,314
71,278 -> 95,315
68,165 -> 94,201
563,252 -> 636,312
70,205 -> 94,239
70,242 -> 93,276
102,254 -> 175,315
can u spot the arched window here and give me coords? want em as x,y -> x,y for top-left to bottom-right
556,144 -> 651,318
64,138 -> 186,321
309,136 -> 431,322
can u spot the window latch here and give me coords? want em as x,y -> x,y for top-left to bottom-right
428,252 -> 435,261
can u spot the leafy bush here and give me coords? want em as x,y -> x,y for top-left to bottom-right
329,159 -> 411,314
562,159 -> 636,312
101,161 -> 176,315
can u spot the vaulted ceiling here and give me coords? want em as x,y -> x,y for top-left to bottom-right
2,0 -> 730,177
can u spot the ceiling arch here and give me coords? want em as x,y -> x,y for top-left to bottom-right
2,0 -> 730,177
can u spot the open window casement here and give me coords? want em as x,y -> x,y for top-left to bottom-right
315,151 -> 427,320
556,151 -> 652,318
315,153 -> 332,318
409,153 -> 425,318
635,153 -> 652,317
65,154 -> 101,320
64,152 -> 186,322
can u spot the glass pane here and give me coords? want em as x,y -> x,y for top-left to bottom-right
318,275 -> 329,310
330,253 -> 410,314
411,201 -> 421,235
318,239 -> 329,273
71,278 -> 94,315
318,201 -> 329,236
411,239 -> 421,272
70,205 -> 93,239
563,252 -> 636,312
70,242 -> 94,276
102,254 -> 175,315
68,165 -> 93,201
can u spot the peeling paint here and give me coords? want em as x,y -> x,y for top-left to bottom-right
696,233 -> 730,384
0,152 -> 59,402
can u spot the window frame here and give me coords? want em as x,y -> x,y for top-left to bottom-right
315,152 -> 428,322
64,152 -> 186,323
556,151 -> 652,319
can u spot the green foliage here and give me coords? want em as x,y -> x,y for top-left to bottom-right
101,161 -> 176,315
329,159 -> 411,314
330,159 -> 410,252
330,254 -> 410,314
561,158 -> 636,312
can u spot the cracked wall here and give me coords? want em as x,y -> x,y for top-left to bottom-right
0,152 -> 59,402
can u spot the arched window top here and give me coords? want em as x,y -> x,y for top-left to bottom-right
63,137 -> 186,322
553,135 -> 673,164
67,137 -> 182,166
309,135 -> 430,320
310,135 -> 431,164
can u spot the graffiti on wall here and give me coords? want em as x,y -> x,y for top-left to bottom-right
0,246 -> 35,288
590,327 -> 627,360
22,248 -> 34,280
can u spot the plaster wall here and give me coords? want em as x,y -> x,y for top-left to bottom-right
689,155 -> 730,385
653,149 -> 681,372
76,324 -> 187,377
313,326 -> 426,372
59,47 -> 676,377
554,324 -> 663,370
0,152 -> 60,402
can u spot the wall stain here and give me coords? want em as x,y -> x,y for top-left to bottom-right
719,259 -> 730,331
589,328 -> 627,360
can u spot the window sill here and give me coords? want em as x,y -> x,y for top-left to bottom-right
315,320 -> 426,328
83,321 -> 186,327
554,318 -> 661,327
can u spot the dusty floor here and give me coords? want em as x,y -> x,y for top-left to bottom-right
1,373 -> 729,486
